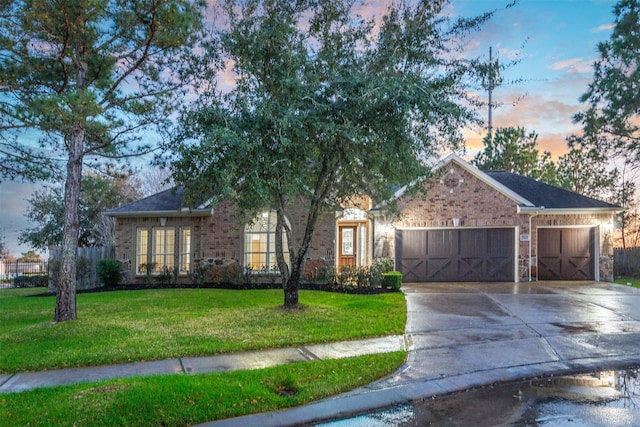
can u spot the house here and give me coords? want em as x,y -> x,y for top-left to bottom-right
105,154 -> 622,284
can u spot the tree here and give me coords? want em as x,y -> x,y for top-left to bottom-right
0,0 -> 204,321
172,0 -> 494,307
556,143 -> 619,200
17,250 -> 41,262
0,235 -> 6,260
575,0 -> 640,163
20,173 -> 141,250
609,162 -> 639,248
472,127 -> 558,184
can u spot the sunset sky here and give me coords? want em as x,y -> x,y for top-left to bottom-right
454,0 -> 616,156
0,0 -> 619,255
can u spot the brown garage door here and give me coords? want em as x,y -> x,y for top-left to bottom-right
395,228 -> 515,282
538,228 -> 595,280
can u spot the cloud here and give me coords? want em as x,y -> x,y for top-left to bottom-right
550,57 -> 593,74
591,23 -> 614,32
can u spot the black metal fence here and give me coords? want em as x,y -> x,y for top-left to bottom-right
614,247 -> 640,278
0,260 -> 49,288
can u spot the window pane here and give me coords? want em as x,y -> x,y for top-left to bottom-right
244,211 -> 288,272
136,228 -> 149,274
180,228 -> 191,272
152,227 -> 176,273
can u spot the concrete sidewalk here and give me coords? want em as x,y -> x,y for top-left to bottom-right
0,335 -> 406,394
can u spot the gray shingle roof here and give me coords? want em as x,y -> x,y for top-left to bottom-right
485,171 -> 620,209
104,187 -> 211,216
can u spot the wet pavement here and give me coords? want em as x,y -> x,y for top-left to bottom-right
203,281 -> 640,427
0,335 -> 406,394
317,367 -> 640,426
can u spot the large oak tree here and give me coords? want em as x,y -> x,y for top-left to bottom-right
172,0 -> 494,307
0,0 -> 204,321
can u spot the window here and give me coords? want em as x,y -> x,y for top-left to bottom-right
180,228 -> 191,273
244,211 -> 289,271
136,228 -> 149,274
135,225 -> 192,275
153,227 -> 175,272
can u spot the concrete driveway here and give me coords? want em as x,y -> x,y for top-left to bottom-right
379,281 -> 640,390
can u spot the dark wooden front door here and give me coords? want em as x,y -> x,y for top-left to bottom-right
538,228 -> 595,280
396,228 -> 515,282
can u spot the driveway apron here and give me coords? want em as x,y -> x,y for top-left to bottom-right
377,281 -> 640,390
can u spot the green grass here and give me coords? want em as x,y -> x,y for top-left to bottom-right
0,288 -> 406,426
0,288 -> 406,373
0,352 -> 406,427
614,278 -> 640,288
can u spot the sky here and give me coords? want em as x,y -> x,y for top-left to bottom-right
0,0 -> 620,256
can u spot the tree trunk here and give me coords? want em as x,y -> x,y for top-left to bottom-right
284,265 -> 302,307
280,158 -> 337,308
54,128 -> 84,322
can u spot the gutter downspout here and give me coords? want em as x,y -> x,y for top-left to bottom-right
528,207 -> 544,282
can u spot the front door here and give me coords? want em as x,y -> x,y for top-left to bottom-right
339,225 -> 357,268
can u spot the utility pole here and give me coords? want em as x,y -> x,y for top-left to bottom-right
481,47 -> 502,140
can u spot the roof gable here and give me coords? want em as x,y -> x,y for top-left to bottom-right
393,153 -> 621,212
433,153 -> 534,207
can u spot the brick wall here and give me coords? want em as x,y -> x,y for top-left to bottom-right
113,199 -> 335,284
372,162 -> 614,282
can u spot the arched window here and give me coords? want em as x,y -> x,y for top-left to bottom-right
244,211 -> 290,272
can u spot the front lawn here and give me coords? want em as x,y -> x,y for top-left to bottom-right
1,287 -> 407,425
0,288 -> 406,373
614,278 -> 640,288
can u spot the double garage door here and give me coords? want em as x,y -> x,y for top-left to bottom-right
395,228 -> 515,282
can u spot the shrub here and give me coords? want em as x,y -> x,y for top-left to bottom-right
156,266 -> 175,287
97,259 -> 122,287
372,257 -> 394,273
13,275 -> 48,288
381,272 -> 402,291
189,260 -> 212,287
209,262 -> 244,286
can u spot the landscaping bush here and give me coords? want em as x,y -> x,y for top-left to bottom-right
381,272 -> 402,291
209,262 -> 244,286
313,265 -> 386,293
372,257 -> 394,273
97,259 -> 122,287
13,275 -> 49,288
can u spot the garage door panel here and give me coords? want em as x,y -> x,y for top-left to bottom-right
396,228 -> 515,282
458,257 -> 484,281
398,229 -> 426,257
459,229 -> 485,256
398,259 -> 426,282
486,256 -> 515,280
428,230 -> 458,256
425,258 -> 455,281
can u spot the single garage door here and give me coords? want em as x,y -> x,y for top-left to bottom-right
395,228 -> 515,282
538,228 -> 595,280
